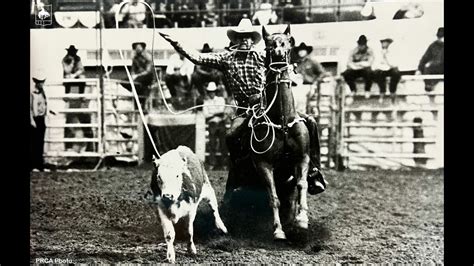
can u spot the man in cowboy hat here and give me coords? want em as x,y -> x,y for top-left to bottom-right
190,43 -> 224,103
62,45 -> 91,152
372,36 -> 401,101
159,18 -> 327,195
30,73 -> 48,172
291,42 -> 331,85
121,41 -> 154,108
342,35 -> 375,98
62,45 -> 85,81
203,82 -> 227,170
416,27 -> 444,92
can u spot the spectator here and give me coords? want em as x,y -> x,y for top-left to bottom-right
342,35 -> 375,98
165,52 -> 194,99
393,3 -> 424,20
291,42 -> 331,114
252,2 -> 278,26
62,45 -> 85,83
292,42 -> 331,85
122,41 -> 154,108
190,43 -> 221,103
62,45 -> 90,153
30,74 -> 49,172
105,0 -> 127,28
372,36 -> 401,102
416,27 -> 444,92
123,0 -> 147,28
203,82 -> 227,170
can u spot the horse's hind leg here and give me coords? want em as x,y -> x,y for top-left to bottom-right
295,155 -> 310,229
255,161 -> 286,240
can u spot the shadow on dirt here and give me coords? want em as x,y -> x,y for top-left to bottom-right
183,187 -> 333,252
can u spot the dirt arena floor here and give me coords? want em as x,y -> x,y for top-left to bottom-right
30,166 -> 444,263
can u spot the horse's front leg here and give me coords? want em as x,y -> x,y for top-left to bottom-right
255,161 -> 286,240
295,154 -> 310,229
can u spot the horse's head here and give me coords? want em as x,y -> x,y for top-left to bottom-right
262,25 -> 295,64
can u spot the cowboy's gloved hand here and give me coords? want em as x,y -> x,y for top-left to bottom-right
249,94 -> 261,106
159,32 -> 177,45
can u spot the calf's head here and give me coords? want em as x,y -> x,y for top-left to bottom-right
152,151 -> 190,206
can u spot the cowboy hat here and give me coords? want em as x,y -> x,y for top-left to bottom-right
294,42 -> 313,54
380,36 -> 394,43
200,43 -> 213,53
206,82 -> 217,92
227,18 -> 262,45
259,3 -> 272,10
357,35 -> 368,45
132,42 -> 147,49
66,45 -> 78,53
32,73 -> 46,83
436,27 -> 444,38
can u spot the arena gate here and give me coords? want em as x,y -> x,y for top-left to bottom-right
44,78 -> 141,166
334,74 -> 444,170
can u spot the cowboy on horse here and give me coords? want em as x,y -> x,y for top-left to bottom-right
159,18 -> 327,195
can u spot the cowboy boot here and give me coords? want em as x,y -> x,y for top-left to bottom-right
302,115 -> 328,195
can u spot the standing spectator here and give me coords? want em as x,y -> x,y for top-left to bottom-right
292,42 -> 331,85
62,45 -> 90,153
203,82 -> 227,170
131,41 -> 154,107
122,42 -> 154,108
291,42 -> 331,114
62,45 -> 85,83
372,36 -> 401,102
165,51 -> 195,108
30,74 -> 48,172
190,43 -> 221,102
123,0 -> 147,28
252,2 -> 278,26
342,35 -> 375,98
416,27 -> 444,92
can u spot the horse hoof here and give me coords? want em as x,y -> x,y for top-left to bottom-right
273,230 -> 287,241
296,220 -> 309,229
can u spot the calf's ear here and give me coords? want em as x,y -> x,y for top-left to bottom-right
152,155 -> 160,168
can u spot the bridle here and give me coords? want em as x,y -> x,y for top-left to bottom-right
248,37 -> 305,154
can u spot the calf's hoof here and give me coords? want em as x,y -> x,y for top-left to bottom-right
295,213 -> 309,229
188,243 -> 197,255
273,229 -> 287,241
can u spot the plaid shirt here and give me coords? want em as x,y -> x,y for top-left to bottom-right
169,41 -> 266,106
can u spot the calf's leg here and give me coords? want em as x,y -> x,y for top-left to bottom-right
157,207 -> 176,263
185,208 -> 198,255
202,182 -> 228,234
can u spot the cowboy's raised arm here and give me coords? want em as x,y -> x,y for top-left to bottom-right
159,32 -> 225,69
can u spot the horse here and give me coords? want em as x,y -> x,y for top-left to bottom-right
224,25 -> 311,241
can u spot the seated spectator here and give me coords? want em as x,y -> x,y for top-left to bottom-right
372,36 -> 401,101
252,2 -> 278,26
393,3 -> 424,20
122,0 -> 147,28
278,0 -> 306,24
341,35 -> 375,98
416,27 -> 444,92
105,0 -> 127,28
203,82 -> 227,170
200,1 -> 219,27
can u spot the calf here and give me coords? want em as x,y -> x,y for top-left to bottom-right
150,146 -> 228,263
